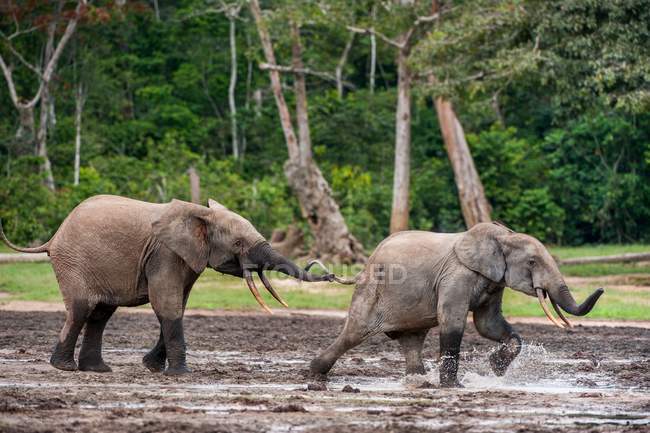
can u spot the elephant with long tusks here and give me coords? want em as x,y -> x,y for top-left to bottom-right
309,222 -> 604,387
0,195 -> 342,375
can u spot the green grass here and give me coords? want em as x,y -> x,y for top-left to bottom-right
560,263 -> 650,277
550,244 -> 650,260
0,262 -> 355,310
1,245 -> 649,320
551,244 -> 650,277
502,287 -> 650,320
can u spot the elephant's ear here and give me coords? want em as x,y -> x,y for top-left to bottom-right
208,199 -> 228,211
152,200 -> 211,273
454,222 -> 508,282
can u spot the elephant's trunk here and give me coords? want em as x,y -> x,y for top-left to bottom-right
548,285 -> 604,316
239,241 -> 336,314
245,241 -> 333,282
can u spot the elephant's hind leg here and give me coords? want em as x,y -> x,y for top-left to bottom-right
386,329 -> 430,375
78,304 -> 117,372
310,315 -> 374,376
51,299 -> 94,371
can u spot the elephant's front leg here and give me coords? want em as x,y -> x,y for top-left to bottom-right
143,289 -> 192,373
473,290 -> 522,377
437,289 -> 470,388
147,273 -> 192,376
143,327 -> 166,373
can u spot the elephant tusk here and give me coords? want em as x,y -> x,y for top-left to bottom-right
550,299 -> 573,328
244,269 -> 273,314
536,288 -> 565,329
258,271 -> 289,308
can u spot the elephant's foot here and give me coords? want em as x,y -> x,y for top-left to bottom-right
143,353 -> 166,373
489,334 -> 522,377
50,355 -> 78,372
309,357 -> 333,376
163,364 -> 191,376
79,358 -> 112,373
439,377 -> 464,388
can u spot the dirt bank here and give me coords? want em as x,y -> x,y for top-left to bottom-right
0,310 -> 648,432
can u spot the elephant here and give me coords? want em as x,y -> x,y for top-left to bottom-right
0,195 -> 337,375
309,222 -> 604,387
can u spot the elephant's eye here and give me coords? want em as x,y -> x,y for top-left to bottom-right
233,240 -> 242,248
528,258 -> 536,267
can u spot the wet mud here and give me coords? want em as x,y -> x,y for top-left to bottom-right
0,310 -> 649,432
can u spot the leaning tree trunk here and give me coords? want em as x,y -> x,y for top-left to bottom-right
434,97 -> 491,227
250,0 -> 365,263
284,161 -> 364,263
389,48 -> 412,233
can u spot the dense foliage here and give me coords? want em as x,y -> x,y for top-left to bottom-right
1,0 -> 649,249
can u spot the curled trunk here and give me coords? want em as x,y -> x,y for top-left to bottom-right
549,285 -> 604,316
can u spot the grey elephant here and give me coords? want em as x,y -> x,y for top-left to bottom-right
309,222 -> 604,387
1,195 -> 336,375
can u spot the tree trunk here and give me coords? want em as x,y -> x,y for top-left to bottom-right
336,33 -> 355,100
253,89 -> 262,117
369,6 -> 377,93
188,166 -> 201,204
284,160 -> 365,263
270,225 -> 305,258
152,0 -> 160,21
291,23 -> 313,166
434,97 -> 491,227
36,84 -> 55,191
389,48 -> 412,233
250,0 -> 366,263
249,0 -> 299,160
73,82 -> 85,186
228,16 -> 239,159
15,105 -> 36,156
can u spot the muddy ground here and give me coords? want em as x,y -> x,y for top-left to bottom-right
0,310 -> 649,432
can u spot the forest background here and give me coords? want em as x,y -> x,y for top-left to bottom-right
1,0 -> 649,260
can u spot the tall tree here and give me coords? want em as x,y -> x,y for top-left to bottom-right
0,0 -> 87,190
350,0 -> 440,233
73,67 -> 86,186
250,0 -> 365,263
434,97 -> 491,226
222,0 -> 243,159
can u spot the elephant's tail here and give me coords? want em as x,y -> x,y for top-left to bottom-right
0,220 -> 50,254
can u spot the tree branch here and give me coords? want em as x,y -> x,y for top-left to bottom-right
0,36 -> 43,78
0,54 -> 19,106
347,26 -> 404,49
259,63 -> 356,89
42,0 -> 87,83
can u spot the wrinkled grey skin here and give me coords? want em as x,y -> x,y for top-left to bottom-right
0,195 -> 331,375
310,223 -> 604,387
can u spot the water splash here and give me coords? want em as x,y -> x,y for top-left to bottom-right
398,343 -> 618,393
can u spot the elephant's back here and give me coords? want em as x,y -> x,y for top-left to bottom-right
369,231 -> 459,268
50,195 -> 164,248
47,195 -> 166,300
